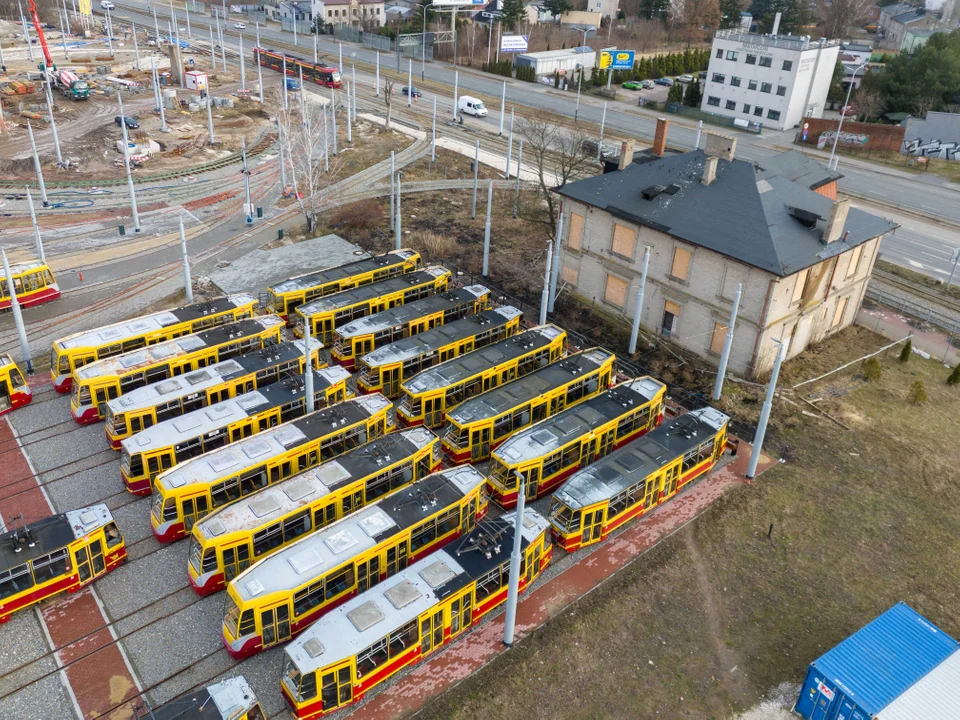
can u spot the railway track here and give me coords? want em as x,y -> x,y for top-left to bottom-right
871,267 -> 960,318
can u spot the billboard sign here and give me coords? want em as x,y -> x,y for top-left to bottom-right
599,49 -> 635,71
500,34 -> 529,52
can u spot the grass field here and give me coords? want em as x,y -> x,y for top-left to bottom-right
418,326 -> 960,719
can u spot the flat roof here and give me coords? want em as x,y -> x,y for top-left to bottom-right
297,267 -> 450,319
0,259 -> 48,280
334,286 -> 488,340
269,249 -> 418,294
152,676 -> 259,720
1,505 -> 114,573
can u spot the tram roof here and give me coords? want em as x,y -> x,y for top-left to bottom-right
194,428 -> 437,540
120,367 -> 351,455
359,307 -> 522,369
152,676 -> 260,720
402,325 -> 565,396
0,259 -> 48,280
553,407 -> 730,510
75,316 -> 283,381
54,295 -> 258,351
334,286 -> 489,340
297,267 -> 451,318
447,348 -> 613,425
286,509 -> 549,673
0,504 -> 114,572
230,466 -> 486,602
155,394 -> 392,492
493,377 -> 667,465
269,249 -> 418,294
105,340 -> 319,415
0,354 -> 14,369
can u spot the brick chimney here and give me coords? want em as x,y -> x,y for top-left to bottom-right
823,199 -> 851,243
618,139 -> 636,171
705,132 -> 737,162
702,156 -> 718,186
652,118 -> 669,157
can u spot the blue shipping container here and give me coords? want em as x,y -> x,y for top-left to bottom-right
795,603 -> 958,720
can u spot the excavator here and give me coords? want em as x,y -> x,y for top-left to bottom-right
25,0 -> 89,99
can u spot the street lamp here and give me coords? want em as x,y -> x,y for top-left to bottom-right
828,61 -> 867,170
421,2 -> 440,81
574,26 -> 595,48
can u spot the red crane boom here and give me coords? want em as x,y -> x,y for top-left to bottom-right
26,0 -> 54,70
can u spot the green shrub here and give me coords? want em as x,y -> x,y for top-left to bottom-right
909,380 -> 928,404
899,339 -> 912,362
947,364 -> 960,386
862,358 -> 882,381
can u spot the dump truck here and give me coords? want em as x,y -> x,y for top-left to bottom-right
54,69 -> 90,100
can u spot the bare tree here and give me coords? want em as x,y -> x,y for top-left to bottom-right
817,0 -> 874,40
853,86 -> 885,121
517,113 -> 597,224
382,79 -> 395,129
670,0 -> 721,34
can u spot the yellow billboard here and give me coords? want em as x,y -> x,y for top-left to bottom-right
79,0 -> 92,16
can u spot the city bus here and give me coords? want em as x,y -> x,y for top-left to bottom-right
1,259 -> 59,311
188,429 -> 441,595
294,267 -> 452,345
0,505 -> 124,624
255,48 -> 342,88
0,354 -> 31,416
151,394 -> 394,542
222,466 -> 488,660
442,348 -> 616,464
396,325 -> 567,429
105,339 -> 323,449
120,367 -> 351,496
356,307 -> 523,399
331,286 -> 490,371
549,408 -> 729,551
279,510 -> 551,718
486,377 -> 667,508
71,316 -> 284,424
266,250 -> 421,322
51,294 -> 259,393
151,676 -> 264,720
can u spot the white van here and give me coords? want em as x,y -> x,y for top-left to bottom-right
458,96 -> 487,117
100,0 -> 115,9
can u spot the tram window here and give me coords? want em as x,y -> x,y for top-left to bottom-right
238,609 -> 256,636
324,566 -> 354,600
253,523 -> 283,556
610,489 -> 630,517
144,366 -> 169,384
122,338 -> 146,353
389,620 -> 418,660
0,563 -> 33,599
293,579 -> 325,616
585,376 -> 600,394
357,638 -> 389,677
698,439 -> 715,462
475,566 -> 504,601
492,416 -> 511,440
299,672 -> 317,703
240,467 -> 268,496
157,401 -> 181,422
532,403 -> 547,423
104,522 -> 122,548
44,270 -> 55,285
437,508 -> 459,537
410,520 -> 436,550
131,416 -> 142,433
543,451 -> 563,478
561,445 -> 581,468
313,503 -> 336,530
175,438 -> 203,463
98,343 -> 122,359
128,455 -> 144,478
120,374 -> 146,393
161,453 -> 173,470
31,549 -> 69,584
148,457 -> 160,475
212,478 -> 241,507
283,511 -> 311,543
366,471 -> 391,501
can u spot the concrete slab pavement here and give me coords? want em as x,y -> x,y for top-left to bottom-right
858,307 -> 960,367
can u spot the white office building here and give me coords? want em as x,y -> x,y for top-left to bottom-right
700,30 -> 840,131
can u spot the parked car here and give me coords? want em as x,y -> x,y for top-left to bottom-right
840,104 -> 856,116
99,0 -> 114,9
234,22 -> 246,29
458,95 -> 487,117
698,70 -> 707,80
622,81 -> 642,90
677,74 -> 693,84
641,79 -> 655,89
655,77 -> 674,86
114,116 -> 139,129
401,85 -> 422,98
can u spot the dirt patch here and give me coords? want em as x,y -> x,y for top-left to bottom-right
400,147 -> 503,183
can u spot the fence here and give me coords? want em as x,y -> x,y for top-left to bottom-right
362,31 -> 391,52
334,26 -> 361,44
281,19 -> 314,35
666,102 -> 763,134
865,286 -> 960,345
186,1 -> 205,12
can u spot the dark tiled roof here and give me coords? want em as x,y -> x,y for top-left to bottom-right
755,150 -> 842,191
554,150 -> 897,277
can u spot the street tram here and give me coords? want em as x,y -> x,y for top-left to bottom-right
356,307 -> 523,399
151,394 -> 394,543
549,408 -> 729,551
0,504 -> 125,624
145,676 -> 264,720
0,354 -> 32,416
397,325 -> 567,429
443,348 -> 616,464
120,367 -> 351,496
51,294 -> 259,393
188,429 -> 441,596
279,510 -> 551,718
105,339 -> 323,448
222,466 -> 488,660
266,250 -> 421,322
71,316 -> 284,424
486,377 -> 667,508
1,259 -> 59,312
294,267 -> 452,345
331,286 -> 491,371
255,48 -> 343,88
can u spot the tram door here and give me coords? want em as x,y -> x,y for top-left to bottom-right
596,428 -> 616,459
524,467 -> 539,501
260,603 -> 292,648
356,556 -> 382,593
470,428 -> 490,462
383,367 -> 401,397
320,663 -> 352,712
419,608 -> 444,657
0,373 -> 10,412
580,508 -> 604,546
181,496 -> 210,532
75,538 -> 107,584
424,398 -> 443,427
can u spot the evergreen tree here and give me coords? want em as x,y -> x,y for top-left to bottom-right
542,0 -> 571,21
683,79 -> 702,106
948,364 -> 960,386
720,0 -> 745,28
501,0 -> 525,32
668,82 -> 684,103
899,339 -> 912,362
638,0 -> 670,19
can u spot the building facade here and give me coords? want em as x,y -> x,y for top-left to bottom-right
700,30 -> 840,131
552,124 -> 897,378
321,0 -> 384,27
878,4 -> 939,48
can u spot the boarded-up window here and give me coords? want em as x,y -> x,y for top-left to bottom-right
671,248 -> 692,281
561,265 -> 579,285
845,245 -> 863,279
832,297 -> 848,328
661,301 -> 681,337
611,224 -> 636,258
567,213 -> 584,251
791,269 -> 809,303
710,322 -> 726,354
604,274 -> 628,307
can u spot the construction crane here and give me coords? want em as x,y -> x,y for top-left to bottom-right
25,0 -> 54,71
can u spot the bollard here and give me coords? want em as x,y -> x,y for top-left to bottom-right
278,228 -> 284,240
257,206 -> 263,218
119,224 -> 126,236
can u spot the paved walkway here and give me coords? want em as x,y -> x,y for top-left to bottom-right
350,442 -> 777,720
858,306 -> 960,366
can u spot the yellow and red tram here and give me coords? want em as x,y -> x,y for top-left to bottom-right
1,259 -> 59,312
255,48 -> 343,88
150,676 -> 265,720
0,354 -> 31,416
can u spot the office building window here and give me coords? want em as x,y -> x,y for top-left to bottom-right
716,48 -> 724,58
726,100 -> 737,110
760,82 -> 772,93
712,73 -> 725,84
754,106 -> 764,116
759,56 -> 772,67
743,103 -> 751,113
730,76 -> 741,87
707,96 -> 721,106
726,50 -> 739,60
776,85 -> 787,96
782,59 -> 793,71
767,109 -> 781,121
748,79 -> 758,90
746,54 -> 756,64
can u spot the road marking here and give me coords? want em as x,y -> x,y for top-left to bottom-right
907,260 -> 925,268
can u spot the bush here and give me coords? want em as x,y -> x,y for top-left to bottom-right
330,199 -> 384,233
862,357 -> 882,381
948,364 -> 960,385
908,380 -> 928,404
411,231 -> 456,260
899,339 -> 912,362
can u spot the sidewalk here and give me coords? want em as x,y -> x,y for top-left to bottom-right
858,306 -> 960,366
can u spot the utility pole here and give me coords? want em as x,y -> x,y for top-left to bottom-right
407,58 -> 412,107
239,32 -> 246,93
209,24 -> 215,68
513,139 -> 523,218
505,107 -> 514,178
575,68 -> 582,121
471,139 -> 479,219
390,150 -> 395,231
304,317 -> 315,413
597,102 -> 607,161
257,50 -> 264,103
58,9 -> 68,59
282,56 -> 289,110
153,64 -> 168,132
241,138 -> 252,225
499,80 -> 505,136
277,118 -> 287,188
502,472 -> 526,646
547,212 -> 562,313
352,65 -> 357,121
339,42 -> 342,70
1,249 -> 33,375
43,80 -> 63,166
153,8 -> 160,46
947,248 -> 960,290
376,50 -> 380,96
18,2 -> 34,63
185,3 -> 191,36
452,70 -> 458,120
219,21 -> 227,71
25,187 -> 45,262
132,23 -> 140,69
179,216 -> 193,303
539,240 -> 553,325
106,9 -> 115,56
346,81 -> 352,143
117,91 -> 141,232
313,33 -> 318,64
27,122 -> 49,207
395,172 -> 402,250
747,340 -> 785,479
256,21 -> 260,47
628,247 -> 650,355
712,283 -> 742,401
431,96 -> 437,162
482,181 -> 493,276
330,88 -> 337,154
695,120 -> 703,150
322,109 -> 329,173
206,95 -> 215,144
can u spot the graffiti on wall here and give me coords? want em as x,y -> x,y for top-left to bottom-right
817,130 -> 869,148
902,138 -> 960,161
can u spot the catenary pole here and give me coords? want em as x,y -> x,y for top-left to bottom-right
117,91 -> 141,232
482,181 -> 493,276
513,139 -> 523,218
352,65 -> 357,120
282,56 -> 289,110
25,187 -> 45,262
395,172 -> 402,250
431,96 -> 437,161
241,138 -> 252,224
179,216 -> 193,303
712,283 -> 742,401
27,121 -> 49,207
276,118 -> 287,188
597,102 -> 607,161
313,33 -> 318,64
154,64 -> 168,131
346,81 -> 353,143
322,109 -> 329,172
407,57 -> 412,107
502,471 -> 526,646
206,95 -> 215,143
330,88 -> 337,154
547,211 -> 562,313
628,246 -> 650,355
539,240 -> 552,325
695,120 -> 703,149
220,21 -> 227,71
239,32 -> 246,92
1,249 -> 33,374
499,80 -> 505,135
452,69 -> 458,120
947,248 -> 960,290
471,139 -> 479,219
505,107 -> 513,178
132,23 -> 140,68
747,340 -> 786,479
304,318 -> 315,413
257,49 -> 264,103
390,150 -> 395,231
375,50 -> 380,95
43,80 -> 63,166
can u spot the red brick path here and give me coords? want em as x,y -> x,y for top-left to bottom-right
351,444 -> 777,720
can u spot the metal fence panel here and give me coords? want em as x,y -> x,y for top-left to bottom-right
362,32 -> 392,52
665,101 -> 763,134
334,26 -> 361,43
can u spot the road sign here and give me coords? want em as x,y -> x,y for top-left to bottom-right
599,49 -> 635,71
500,35 -> 529,53
480,10 -> 503,20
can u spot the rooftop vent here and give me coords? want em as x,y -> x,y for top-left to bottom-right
664,184 -> 681,195
641,184 -> 666,200
788,206 -> 821,229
